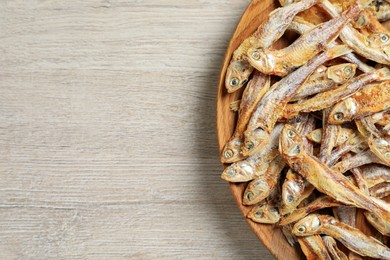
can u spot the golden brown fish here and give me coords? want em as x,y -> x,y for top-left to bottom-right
280,196 -> 342,225
242,45 -> 351,156
243,155 -> 286,205
247,201 -> 281,224
279,124 -> 390,220
284,67 -> 390,118
292,63 -> 358,101
320,0 -> 390,64
297,236 -> 333,260
221,124 -> 283,182
329,81 -> 390,124
322,236 -> 349,260
225,0 -> 319,92
221,72 -> 270,163
368,135 -> 390,165
293,214 -> 390,259
247,5 -> 360,76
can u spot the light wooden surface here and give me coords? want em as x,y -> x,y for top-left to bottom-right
216,1 -> 302,259
0,0 -> 274,259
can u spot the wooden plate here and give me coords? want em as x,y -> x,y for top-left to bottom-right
216,1 -> 390,259
216,1 -> 304,259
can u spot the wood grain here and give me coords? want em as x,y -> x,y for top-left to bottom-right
0,0 -> 274,259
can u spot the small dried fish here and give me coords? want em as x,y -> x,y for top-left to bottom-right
361,164 -> 390,188
293,214 -> 390,259
279,124 -> 390,219
225,0 -> 318,92
242,45 -> 351,156
284,67 -> 390,118
243,156 -> 286,205
306,127 -> 355,146
320,0 -> 390,64
247,201 -> 281,224
221,124 -> 283,182
322,236 -> 349,260
247,5 -> 360,76
370,181 -> 390,198
329,81 -> 390,124
221,72 -> 271,163
332,149 -> 385,173
280,196 -> 342,225
297,236 -> 333,260
292,63 -> 358,101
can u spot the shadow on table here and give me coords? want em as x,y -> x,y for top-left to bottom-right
193,52 -> 274,260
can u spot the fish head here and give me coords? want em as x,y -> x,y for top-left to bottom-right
225,60 -> 253,93
328,98 -> 357,124
306,129 -> 322,144
247,204 -> 280,224
368,32 -> 390,48
221,137 -> 244,163
241,127 -> 269,157
326,63 -> 357,84
243,177 -> 270,205
280,178 -> 304,215
247,48 -> 275,75
292,214 -> 322,236
279,124 -> 303,158
221,162 -> 254,182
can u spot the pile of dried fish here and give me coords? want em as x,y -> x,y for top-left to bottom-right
220,0 -> 390,258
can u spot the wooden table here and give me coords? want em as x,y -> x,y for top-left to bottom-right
0,1 -> 274,259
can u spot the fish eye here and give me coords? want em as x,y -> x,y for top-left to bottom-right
385,152 -> 390,159
287,130 -> 295,138
224,149 -> 234,159
297,225 -> 306,233
344,66 -> 352,74
227,169 -> 236,177
381,33 -> 389,43
251,51 -> 260,60
245,141 -> 254,150
230,77 -> 240,87
246,192 -> 254,201
334,112 -> 344,121
255,211 -> 263,217
287,195 -> 294,203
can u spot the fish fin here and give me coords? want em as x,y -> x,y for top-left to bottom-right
377,67 -> 390,81
326,45 -> 352,60
229,99 -> 241,112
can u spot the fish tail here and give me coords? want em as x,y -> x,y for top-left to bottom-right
325,45 -> 352,60
377,67 -> 390,81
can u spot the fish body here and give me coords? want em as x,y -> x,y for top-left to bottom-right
329,81 -> 390,124
225,0 -> 319,92
221,124 -> 283,182
247,201 -> 281,224
284,67 -> 390,118
306,127 -> 355,147
320,0 -> 390,64
243,156 -> 285,205
293,214 -> 390,259
297,236 -> 333,260
292,63 -> 357,101
221,72 -> 270,163
279,124 -> 390,220
361,164 -> 390,188
323,236 -> 349,260
280,196 -> 342,225
247,5 -> 360,76
332,149 -> 385,173
242,45 -> 351,156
